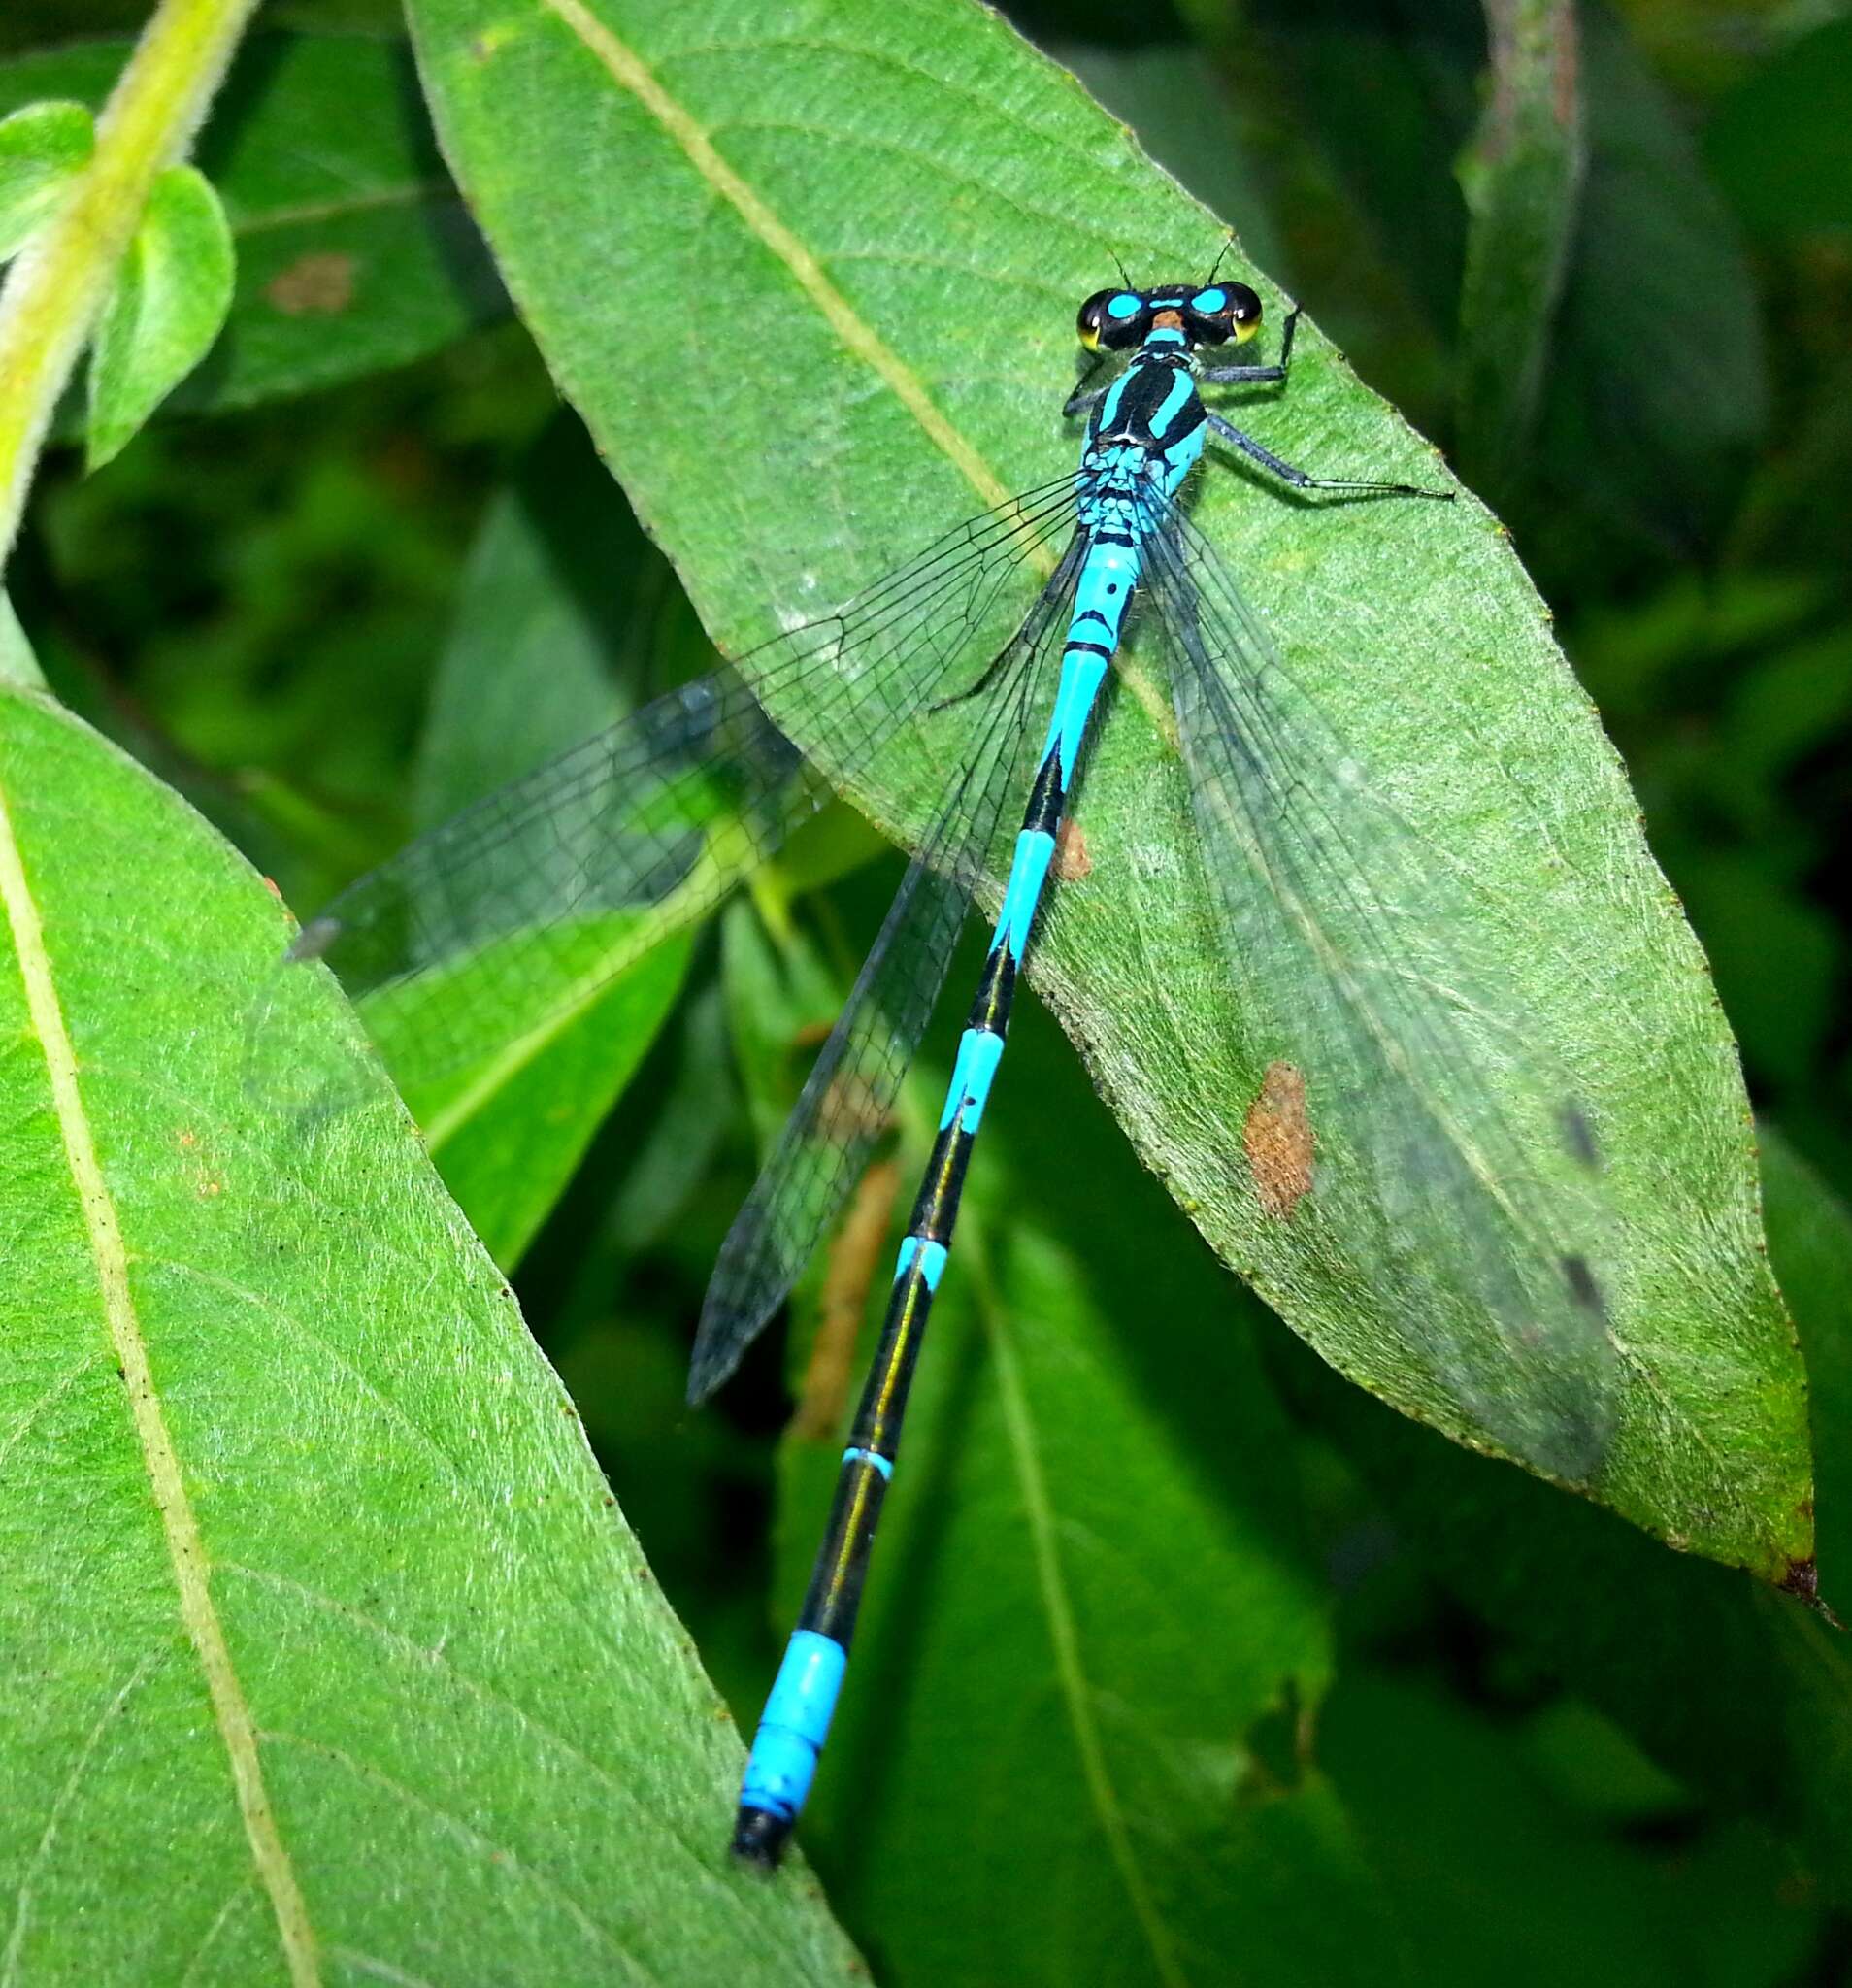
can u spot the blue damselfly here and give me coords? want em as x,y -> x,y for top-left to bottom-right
272,271 -> 1615,1867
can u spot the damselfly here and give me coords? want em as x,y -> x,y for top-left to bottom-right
272,270 -> 1615,1869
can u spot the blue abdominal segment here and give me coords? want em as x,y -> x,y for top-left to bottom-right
739,1631 -> 848,1827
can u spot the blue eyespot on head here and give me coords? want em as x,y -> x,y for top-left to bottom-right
1184,281 -> 1264,347
1076,287 -> 1154,352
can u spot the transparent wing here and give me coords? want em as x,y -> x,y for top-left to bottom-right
1140,493 -> 1615,1484
688,539 -> 1083,1401
249,475 -> 1079,1117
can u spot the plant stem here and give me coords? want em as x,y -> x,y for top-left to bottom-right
0,0 -> 260,572
1455,0 -> 1585,493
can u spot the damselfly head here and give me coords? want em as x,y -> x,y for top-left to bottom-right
1076,282 -> 1264,352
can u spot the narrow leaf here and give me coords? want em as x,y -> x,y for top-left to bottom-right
1321,1672 -> 1819,1983
0,686 -> 864,1980
399,0 -> 1809,1574
414,415 -> 689,826
1454,0 -> 1585,490
397,417 -> 704,1265
0,590 -> 44,688
1537,7 -> 1769,543
86,162 -> 234,470
0,98 -> 92,260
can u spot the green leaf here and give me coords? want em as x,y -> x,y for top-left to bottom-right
1454,0 -> 1585,491
0,686 -> 864,1980
0,589 -> 44,688
1704,14 -> 1852,244
396,0 -> 1809,1574
395,416 -> 703,1266
413,414 -> 691,827
0,97 -> 91,260
0,34 -> 507,419
1534,6 -> 1768,547
1321,1673 -> 1819,1985
1272,1127 -> 1852,1895
1175,0 -> 1471,400
1049,41 -> 1287,278
403,0 -> 1809,1574
396,924 -> 694,1269
86,162 -> 234,470
726,904 -> 1404,1984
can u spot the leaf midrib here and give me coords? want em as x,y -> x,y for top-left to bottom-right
528,0 -> 1176,741
966,1221 -> 1190,1988
0,722 -> 319,1988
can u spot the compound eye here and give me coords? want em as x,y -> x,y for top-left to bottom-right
1227,282 -> 1264,343
1187,284 -> 1235,344
1075,289 -> 1115,351
1077,288 -> 1146,350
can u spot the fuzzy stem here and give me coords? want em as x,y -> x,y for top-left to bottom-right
0,0 -> 260,569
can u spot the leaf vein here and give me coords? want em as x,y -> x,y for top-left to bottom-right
0,779 -> 320,1987
0,1648 -> 167,1987
975,1255 -> 1191,1988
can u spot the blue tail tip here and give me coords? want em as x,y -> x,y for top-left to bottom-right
731,1806 -> 792,1870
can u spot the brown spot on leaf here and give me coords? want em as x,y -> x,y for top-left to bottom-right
1055,818 -> 1092,880
1779,1557 -> 1843,1626
266,252 -> 356,316
1781,1557 -> 1818,1603
1244,1061 -> 1314,1219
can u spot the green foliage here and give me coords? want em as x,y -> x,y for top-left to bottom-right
0,99 -> 91,261
387,418 -> 704,1265
1453,0 -> 1583,491
402,0 -> 1806,1574
0,588 -> 41,687
3,0 -> 1850,1981
1704,13 -> 1852,244
86,162 -> 234,468
1281,1132 -> 1852,1881
0,686 -> 860,1983
0,33 -> 509,420
736,903 -> 1386,1982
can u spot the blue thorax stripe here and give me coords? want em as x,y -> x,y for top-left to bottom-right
1148,365 -> 1195,439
